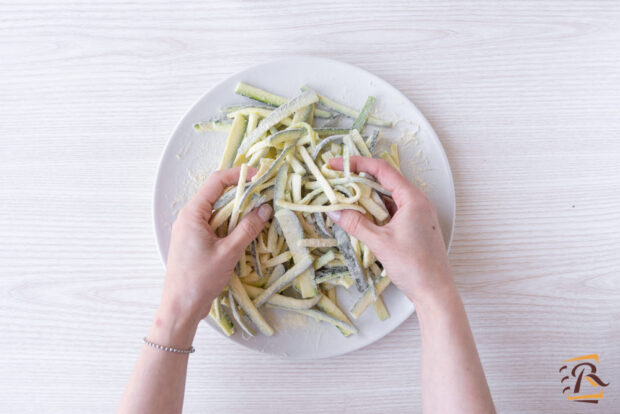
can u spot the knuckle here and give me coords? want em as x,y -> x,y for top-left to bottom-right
343,212 -> 363,235
240,217 -> 261,239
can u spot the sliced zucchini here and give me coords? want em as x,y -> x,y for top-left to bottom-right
244,283 -> 321,310
301,86 -> 391,127
250,241 -> 264,279
238,142 -> 297,212
316,295 -> 357,336
273,164 -> 289,213
333,224 -> 369,292
228,289 -> 255,336
367,130 -> 380,155
219,114 -> 248,169
253,254 -> 314,307
349,276 -> 391,319
316,128 -> 350,137
266,304 -> 358,335
208,297 -> 235,336
229,274 -> 274,336
236,90 -> 318,156
350,129 -> 373,158
194,119 -> 232,132
275,209 -> 317,297
311,134 -> 345,159
312,212 -> 332,237
266,263 -> 285,286
351,96 -> 376,132
234,82 -> 333,118
372,294 -> 390,321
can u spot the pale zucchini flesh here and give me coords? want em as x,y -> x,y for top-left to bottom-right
204,81 -> 406,338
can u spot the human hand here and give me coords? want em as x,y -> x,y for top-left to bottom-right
157,167 -> 273,335
327,156 -> 454,306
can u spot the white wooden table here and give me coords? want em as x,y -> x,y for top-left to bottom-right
1,1 -> 619,413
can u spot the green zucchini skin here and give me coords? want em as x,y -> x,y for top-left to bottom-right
301,86 -> 391,127
235,82 -> 333,118
311,135 -> 345,159
333,224 -> 369,292
352,96 -> 376,132
315,128 -> 350,137
266,304 -> 358,335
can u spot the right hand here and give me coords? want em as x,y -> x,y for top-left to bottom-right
327,156 -> 455,306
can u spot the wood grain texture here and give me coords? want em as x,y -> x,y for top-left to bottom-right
1,1 -> 619,413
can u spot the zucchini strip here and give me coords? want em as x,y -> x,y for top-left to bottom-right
253,255 -> 314,307
235,82 -> 333,118
237,143 -> 297,212
266,304 -> 358,335
228,289 -> 255,336
273,164 -> 288,213
264,251 -> 292,267
367,130 -> 380,154
301,86 -> 391,127
226,107 -> 273,119
350,129 -> 373,158
333,224 -> 369,292
316,295 -> 357,336
250,241 -> 264,279
213,183 -> 251,211
297,238 -> 338,248
209,200 -> 234,230
275,199 -> 366,214
236,90 -> 318,156
219,114 -> 248,169
275,209 -> 318,297
312,212 -> 332,237
208,297 -> 235,336
328,176 -> 392,197
297,145 -> 338,203
227,164 -> 249,232
244,284 -> 322,310
372,294 -> 390,321
349,276 -> 391,319
229,274 -> 274,336
316,128 -> 350,137
313,250 -> 336,270
351,96 -> 376,132
266,263 -> 285,286
194,119 -> 232,132
315,266 -> 350,284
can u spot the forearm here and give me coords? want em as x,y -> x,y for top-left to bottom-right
117,305 -> 201,414
415,280 -> 495,414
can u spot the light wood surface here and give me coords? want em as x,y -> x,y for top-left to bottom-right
1,1 -> 619,413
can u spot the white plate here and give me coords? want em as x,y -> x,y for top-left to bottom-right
153,56 -> 455,359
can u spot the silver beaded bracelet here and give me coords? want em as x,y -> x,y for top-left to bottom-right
143,337 -> 195,354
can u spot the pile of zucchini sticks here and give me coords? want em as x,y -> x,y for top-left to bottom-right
194,82 -> 404,337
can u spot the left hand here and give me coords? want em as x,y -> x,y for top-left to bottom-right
158,167 -> 273,335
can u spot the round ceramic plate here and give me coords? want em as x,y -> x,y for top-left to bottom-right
153,56 -> 455,359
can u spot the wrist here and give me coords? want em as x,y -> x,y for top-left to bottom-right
148,302 -> 200,349
412,281 -> 461,319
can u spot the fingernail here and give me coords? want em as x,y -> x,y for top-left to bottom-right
326,210 -> 341,223
257,204 -> 273,221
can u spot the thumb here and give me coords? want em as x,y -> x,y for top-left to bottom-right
327,210 -> 382,249
226,204 -> 272,252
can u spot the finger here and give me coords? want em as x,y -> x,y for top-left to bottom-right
329,156 -> 415,206
224,204 -> 273,252
327,209 -> 383,251
187,167 -> 258,217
